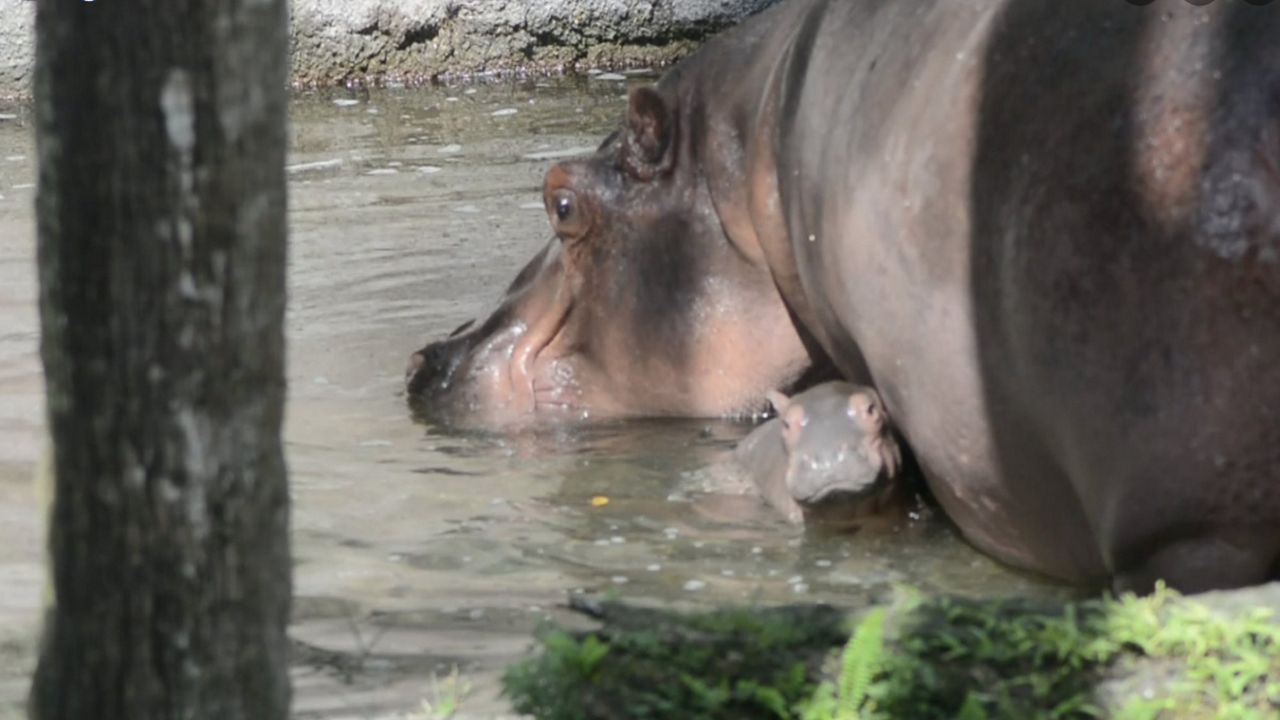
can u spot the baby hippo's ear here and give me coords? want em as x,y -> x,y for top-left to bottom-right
848,389 -> 886,435
849,388 -> 901,477
765,389 -> 791,415
879,437 -> 903,479
780,404 -> 807,452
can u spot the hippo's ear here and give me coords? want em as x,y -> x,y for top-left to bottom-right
623,86 -> 676,180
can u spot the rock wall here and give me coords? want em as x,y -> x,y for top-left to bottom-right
0,1 -> 34,101
0,0 -> 777,100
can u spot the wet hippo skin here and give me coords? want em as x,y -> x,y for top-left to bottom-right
408,0 -> 1280,593
735,382 -> 903,528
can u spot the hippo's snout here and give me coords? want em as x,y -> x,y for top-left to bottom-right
406,330 -> 474,398
787,452 -> 884,505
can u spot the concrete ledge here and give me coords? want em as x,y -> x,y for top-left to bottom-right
0,0 -> 777,100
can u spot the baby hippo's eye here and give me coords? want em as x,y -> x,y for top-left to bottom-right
548,188 -> 589,239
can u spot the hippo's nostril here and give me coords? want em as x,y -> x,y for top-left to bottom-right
406,339 -> 465,396
405,352 -> 426,380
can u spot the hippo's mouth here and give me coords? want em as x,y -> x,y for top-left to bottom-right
795,477 -> 885,506
506,271 -> 576,414
406,247 -> 592,425
788,455 -> 887,506
789,439 -> 901,506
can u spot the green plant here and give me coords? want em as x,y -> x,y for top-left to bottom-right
403,666 -> 472,720
834,608 -> 886,720
502,585 -> 1280,720
858,584 -> 1279,720
502,604 -> 847,720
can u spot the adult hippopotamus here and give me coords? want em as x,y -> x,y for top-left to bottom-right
735,382 -> 903,527
408,0 -> 1280,593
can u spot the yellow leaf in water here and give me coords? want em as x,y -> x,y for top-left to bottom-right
590,496 -> 610,507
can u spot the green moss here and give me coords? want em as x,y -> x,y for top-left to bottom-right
502,586 -> 1280,720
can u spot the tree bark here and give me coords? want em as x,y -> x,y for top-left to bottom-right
30,1 -> 291,719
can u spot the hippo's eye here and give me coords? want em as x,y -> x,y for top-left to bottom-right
548,188 -> 588,239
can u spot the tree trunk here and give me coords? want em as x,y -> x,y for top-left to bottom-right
30,1 -> 291,718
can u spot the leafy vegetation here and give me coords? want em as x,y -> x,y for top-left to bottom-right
503,603 -> 848,720
860,585 -> 1280,719
402,666 -> 472,720
502,585 -> 1280,720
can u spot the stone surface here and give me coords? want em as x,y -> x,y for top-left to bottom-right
0,1 -> 34,100
0,0 -> 777,99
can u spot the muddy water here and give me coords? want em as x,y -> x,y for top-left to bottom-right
0,79 -> 1071,719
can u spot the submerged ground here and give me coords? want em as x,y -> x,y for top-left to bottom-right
0,79 -> 1069,719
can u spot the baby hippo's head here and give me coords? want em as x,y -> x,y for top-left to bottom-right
767,382 -> 901,507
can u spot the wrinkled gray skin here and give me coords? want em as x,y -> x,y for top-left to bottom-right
410,0 -> 1280,594
735,382 -> 901,526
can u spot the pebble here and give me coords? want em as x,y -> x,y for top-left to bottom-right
683,580 -> 706,592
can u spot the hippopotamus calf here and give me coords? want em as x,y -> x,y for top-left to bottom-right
735,382 -> 902,527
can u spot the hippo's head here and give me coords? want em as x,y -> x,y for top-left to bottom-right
768,385 -> 902,506
407,86 -> 814,427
